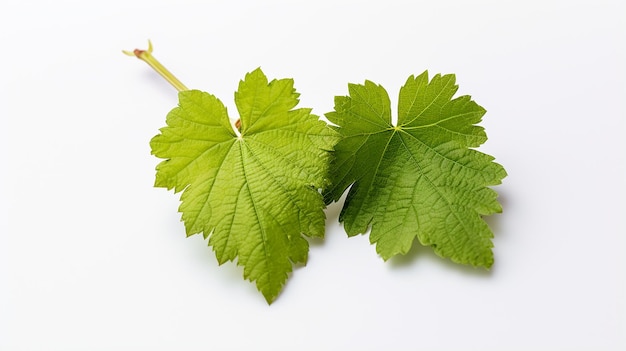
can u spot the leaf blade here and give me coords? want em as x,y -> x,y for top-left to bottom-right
327,73 -> 506,267
151,69 -> 338,303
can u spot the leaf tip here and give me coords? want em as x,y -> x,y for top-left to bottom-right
263,293 -> 278,305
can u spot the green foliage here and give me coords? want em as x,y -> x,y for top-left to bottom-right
150,68 -> 338,303
145,63 -> 506,304
324,71 -> 506,267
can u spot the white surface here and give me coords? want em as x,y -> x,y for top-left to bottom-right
1,0 -> 624,350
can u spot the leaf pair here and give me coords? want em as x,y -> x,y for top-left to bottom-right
150,68 -> 505,303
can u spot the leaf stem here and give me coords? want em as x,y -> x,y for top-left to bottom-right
123,40 -> 189,92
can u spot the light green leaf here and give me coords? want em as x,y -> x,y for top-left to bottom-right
150,68 -> 338,303
325,71 -> 506,268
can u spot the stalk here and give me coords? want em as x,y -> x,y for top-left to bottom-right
123,41 -> 188,92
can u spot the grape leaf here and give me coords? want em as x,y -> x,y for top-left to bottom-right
324,71 -> 506,267
150,68 -> 338,303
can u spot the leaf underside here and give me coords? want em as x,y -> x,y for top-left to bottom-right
324,71 -> 506,268
150,68 -> 338,303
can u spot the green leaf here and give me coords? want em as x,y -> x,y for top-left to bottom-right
150,68 -> 338,303
324,71 -> 506,268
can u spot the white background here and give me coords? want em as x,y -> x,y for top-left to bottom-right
1,0 -> 624,350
